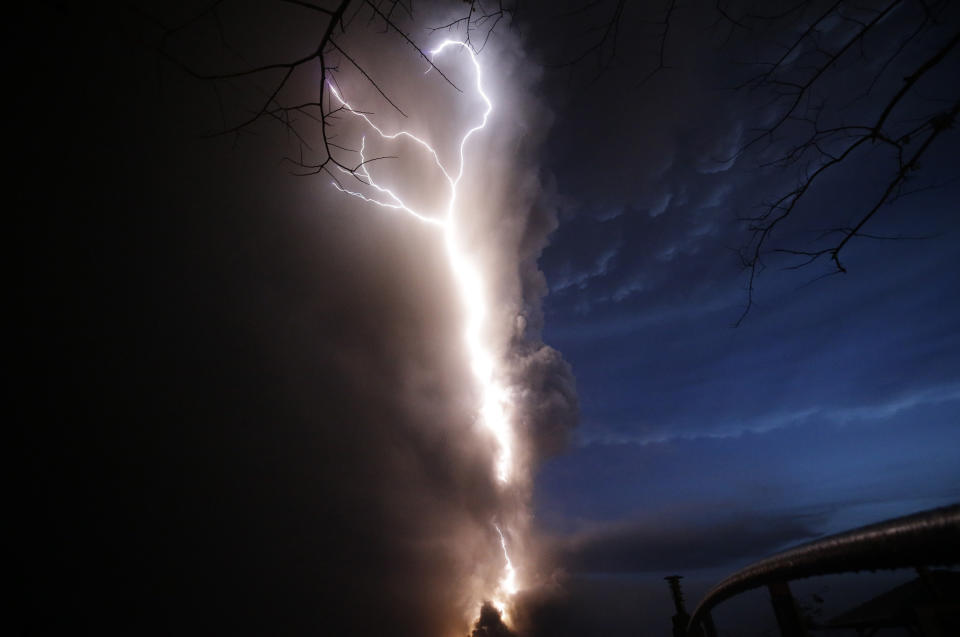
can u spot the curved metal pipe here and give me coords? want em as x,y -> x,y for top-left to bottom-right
687,503 -> 960,634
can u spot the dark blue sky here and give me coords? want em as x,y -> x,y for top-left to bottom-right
523,0 -> 960,589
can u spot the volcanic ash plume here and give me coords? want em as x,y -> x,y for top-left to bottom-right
326,10 -> 577,634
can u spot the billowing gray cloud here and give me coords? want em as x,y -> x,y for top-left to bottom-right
511,343 -> 579,460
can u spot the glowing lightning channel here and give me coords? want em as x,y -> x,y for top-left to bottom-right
329,40 -> 514,483
494,524 -> 517,610
329,38 -> 520,616
332,136 -> 445,226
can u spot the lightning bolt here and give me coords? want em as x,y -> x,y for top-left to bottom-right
329,40 -> 520,616
493,524 -> 517,614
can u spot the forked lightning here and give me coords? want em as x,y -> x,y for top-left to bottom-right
329,39 -> 520,618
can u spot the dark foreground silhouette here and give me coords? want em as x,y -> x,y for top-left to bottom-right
471,603 -> 516,637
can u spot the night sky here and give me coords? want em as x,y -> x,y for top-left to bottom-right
17,1 -> 959,636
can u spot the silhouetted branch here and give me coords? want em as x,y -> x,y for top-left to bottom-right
637,0 -> 676,87
430,1 -> 511,53
734,12 -> 959,322
557,0 -> 626,75
153,0 -> 512,183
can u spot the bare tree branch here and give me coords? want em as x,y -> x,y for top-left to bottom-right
153,0 -> 516,185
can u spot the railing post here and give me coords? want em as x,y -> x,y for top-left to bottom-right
700,611 -> 717,637
767,580 -> 807,637
668,575 -> 716,637
665,575 -> 690,637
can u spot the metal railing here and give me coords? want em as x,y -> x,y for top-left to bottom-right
686,503 -> 960,636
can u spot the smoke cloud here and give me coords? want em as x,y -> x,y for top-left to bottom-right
20,3 -> 576,636
319,3 -> 581,626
